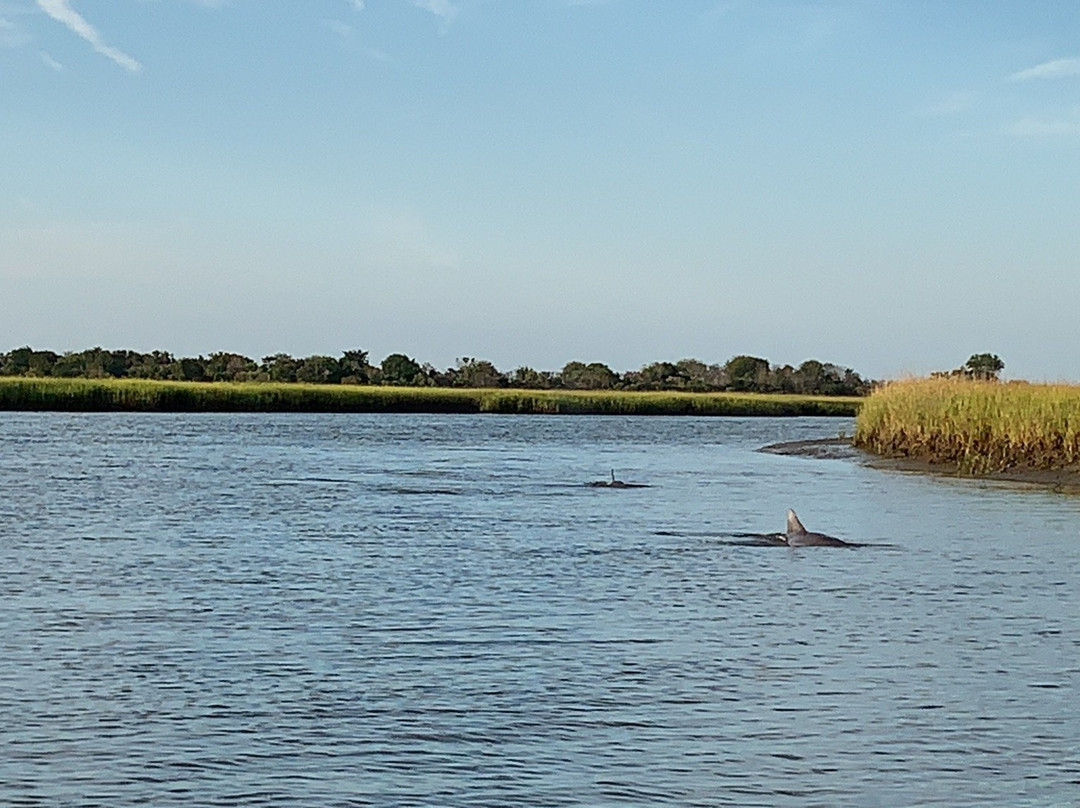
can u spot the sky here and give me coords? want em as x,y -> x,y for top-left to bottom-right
2,0 -> 1079,381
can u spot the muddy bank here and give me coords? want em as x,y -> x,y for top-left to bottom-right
758,437 -> 862,461
759,438 -> 1080,493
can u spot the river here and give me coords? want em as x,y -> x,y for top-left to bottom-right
1,412 -> 1078,806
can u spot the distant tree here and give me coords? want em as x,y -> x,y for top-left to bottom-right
78,347 -> 104,378
0,343 -> 877,394
0,346 -> 58,376
963,353 -> 1004,381
105,350 -> 137,378
424,363 -> 457,387
0,347 -> 29,375
559,361 -> 619,390
791,359 -> 824,394
128,351 -> 175,380
632,361 -> 686,390
724,355 -> 771,392
673,358 -> 726,391
339,349 -> 371,384
296,355 -> 342,385
66,347 -> 128,379
839,366 -> 873,396
28,349 -> 59,377
51,351 -> 88,378
204,352 -> 257,382
454,357 -> 505,388
771,364 -> 797,393
261,353 -> 299,383
509,366 -> 554,389
381,353 -> 423,386
793,359 -> 854,395
175,356 -> 207,382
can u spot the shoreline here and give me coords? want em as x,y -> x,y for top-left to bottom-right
760,438 -> 1080,493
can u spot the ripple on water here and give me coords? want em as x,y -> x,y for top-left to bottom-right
1,413 -> 1079,806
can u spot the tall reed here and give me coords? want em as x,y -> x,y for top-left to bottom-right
854,377 -> 1080,473
0,377 -> 861,417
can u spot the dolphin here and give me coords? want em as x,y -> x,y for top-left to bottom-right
586,470 -> 649,489
785,509 -> 852,547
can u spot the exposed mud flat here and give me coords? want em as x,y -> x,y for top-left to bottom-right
758,437 -> 863,461
759,437 -> 1080,493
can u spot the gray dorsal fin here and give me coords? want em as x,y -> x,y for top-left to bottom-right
786,509 -> 807,536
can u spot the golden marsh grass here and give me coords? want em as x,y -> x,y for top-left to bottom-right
0,377 -> 861,417
854,377 -> 1080,473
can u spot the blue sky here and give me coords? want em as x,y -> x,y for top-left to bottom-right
2,1 -> 1079,380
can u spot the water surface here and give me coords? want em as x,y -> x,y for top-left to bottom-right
1,413 -> 1078,806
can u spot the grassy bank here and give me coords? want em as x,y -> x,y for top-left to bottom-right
854,377 -> 1080,473
0,377 -> 861,416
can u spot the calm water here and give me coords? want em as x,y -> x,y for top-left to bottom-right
1,413 -> 1078,807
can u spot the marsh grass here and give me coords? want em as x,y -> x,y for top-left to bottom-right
854,377 -> 1080,473
0,377 -> 860,417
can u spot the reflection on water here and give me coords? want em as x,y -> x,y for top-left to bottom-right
1,413 -> 1079,806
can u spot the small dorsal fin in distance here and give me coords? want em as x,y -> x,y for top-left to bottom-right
786,509 -> 808,536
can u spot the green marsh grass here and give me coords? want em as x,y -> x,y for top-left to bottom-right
854,377 -> 1080,473
0,377 -> 861,417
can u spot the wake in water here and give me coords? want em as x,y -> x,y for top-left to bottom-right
654,529 -> 891,549
654,529 -> 787,546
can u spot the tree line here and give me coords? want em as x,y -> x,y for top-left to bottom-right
0,346 -> 874,396
931,353 -> 1006,381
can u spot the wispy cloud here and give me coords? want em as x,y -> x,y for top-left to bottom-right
1007,116 -> 1080,137
703,1 -> 741,18
40,49 -> 62,71
346,0 -> 365,9
919,91 -> 977,118
1009,57 -> 1080,82
323,13 -> 389,61
324,18 -> 354,38
361,45 -> 390,62
0,15 -> 31,48
412,0 -> 458,24
35,0 -> 141,72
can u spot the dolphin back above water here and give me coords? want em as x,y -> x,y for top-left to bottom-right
586,470 -> 650,489
785,509 -> 852,547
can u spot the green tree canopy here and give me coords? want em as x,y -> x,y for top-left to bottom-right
204,352 -> 257,382
560,361 -> 619,390
964,353 -> 1004,381
454,357 -> 505,388
381,353 -> 423,385
633,361 -> 685,390
296,355 -> 342,385
261,353 -> 299,383
509,366 -> 554,389
724,355 -> 770,392
339,349 -> 371,384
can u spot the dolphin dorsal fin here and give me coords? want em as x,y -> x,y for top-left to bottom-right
786,509 -> 807,536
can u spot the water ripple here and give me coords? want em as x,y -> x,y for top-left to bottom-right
1,413 -> 1079,806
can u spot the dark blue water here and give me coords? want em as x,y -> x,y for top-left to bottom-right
1,413 -> 1078,806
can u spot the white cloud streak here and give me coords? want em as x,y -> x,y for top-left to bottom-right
40,49 -> 62,70
412,0 -> 458,23
35,0 -> 141,72
1010,57 -> 1080,81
